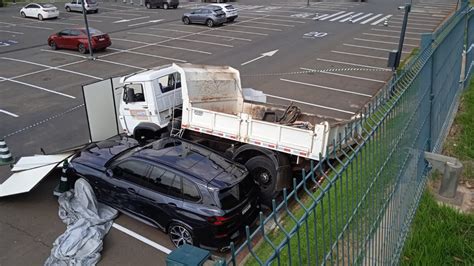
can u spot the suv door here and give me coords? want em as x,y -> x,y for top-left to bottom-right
106,159 -> 150,215
73,0 -> 81,11
137,165 -> 183,230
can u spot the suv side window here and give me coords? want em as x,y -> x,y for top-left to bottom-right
113,160 -> 149,185
182,178 -> 200,202
146,166 -> 182,198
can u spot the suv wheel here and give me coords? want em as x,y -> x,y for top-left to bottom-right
38,14 -> 44,21
163,3 -> 168,9
183,17 -> 190,25
66,6 -> 71,12
145,3 -> 151,8
168,223 -> 194,248
206,19 -> 214,28
20,11 -> 26,18
245,156 -> 278,204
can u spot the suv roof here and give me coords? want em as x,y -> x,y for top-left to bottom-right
133,138 -> 247,188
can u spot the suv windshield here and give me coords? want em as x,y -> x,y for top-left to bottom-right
217,174 -> 254,210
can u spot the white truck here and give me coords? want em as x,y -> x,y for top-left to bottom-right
91,63 -> 361,202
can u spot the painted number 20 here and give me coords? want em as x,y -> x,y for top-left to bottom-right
303,32 -> 328,38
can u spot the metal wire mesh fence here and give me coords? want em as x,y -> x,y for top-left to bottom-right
228,2 -> 474,265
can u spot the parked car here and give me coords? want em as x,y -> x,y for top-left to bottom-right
64,0 -> 98,13
20,3 -> 59,21
68,137 -> 259,250
47,28 -> 111,54
182,6 -> 226,27
145,0 -> 179,9
208,3 -> 237,22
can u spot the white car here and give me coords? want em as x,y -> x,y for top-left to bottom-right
208,3 -> 238,22
20,3 -> 59,21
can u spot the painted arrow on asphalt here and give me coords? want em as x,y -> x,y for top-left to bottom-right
128,19 -> 164,27
241,49 -> 279,66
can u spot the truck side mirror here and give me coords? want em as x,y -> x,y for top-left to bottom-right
123,87 -> 135,104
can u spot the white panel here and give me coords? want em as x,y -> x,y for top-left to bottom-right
83,79 -> 119,142
11,152 -> 74,172
312,123 -> 328,158
279,127 -> 312,150
190,109 -> 214,128
0,164 -> 57,197
214,114 -> 240,135
249,121 -> 280,142
112,77 -> 124,133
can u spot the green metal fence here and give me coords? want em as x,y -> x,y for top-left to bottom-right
229,2 -> 474,265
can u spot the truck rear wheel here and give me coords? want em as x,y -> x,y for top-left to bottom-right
245,156 -> 278,205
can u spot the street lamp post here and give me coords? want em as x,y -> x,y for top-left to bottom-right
80,0 -> 95,60
394,3 -> 411,69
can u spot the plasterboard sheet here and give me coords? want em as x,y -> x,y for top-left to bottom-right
11,152 -> 74,172
0,164 -> 57,197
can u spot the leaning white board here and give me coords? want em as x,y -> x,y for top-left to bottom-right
0,152 -> 74,197
11,152 -> 74,172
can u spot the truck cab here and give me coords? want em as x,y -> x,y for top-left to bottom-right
119,65 -> 182,141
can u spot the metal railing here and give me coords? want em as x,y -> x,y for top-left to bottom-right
228,1 -> 474,265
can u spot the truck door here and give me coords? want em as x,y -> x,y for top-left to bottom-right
152,72 -> 183,124
121,83 -> 154,135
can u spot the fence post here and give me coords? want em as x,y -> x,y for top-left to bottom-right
420,33 -> 435,151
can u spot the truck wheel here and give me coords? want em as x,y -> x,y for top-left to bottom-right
245,156 -> 278,204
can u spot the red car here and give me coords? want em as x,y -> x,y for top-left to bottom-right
48,28 -> 111,54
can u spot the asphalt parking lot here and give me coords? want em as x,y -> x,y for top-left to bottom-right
0,0 -> 458,264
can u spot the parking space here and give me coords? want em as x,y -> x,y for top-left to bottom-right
0,0 -> 459,264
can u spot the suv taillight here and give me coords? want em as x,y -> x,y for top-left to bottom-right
207,215 -> 233,225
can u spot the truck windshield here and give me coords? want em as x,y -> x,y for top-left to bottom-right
123,83 -> 145,103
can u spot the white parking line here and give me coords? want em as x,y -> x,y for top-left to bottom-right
354,38 -> 418,47
0,109 -> 19,118
360,14 -> 383,24
96,58 -> 146,70
389,20 -> 438,27
68,18 -> 103,22
244,20 -> 294,27
371,28 -> 419,35
168,24 -> 267,36
329,11 -> 354,22
128,20 -> 164,27
318,11 -> 345,21
112,223 -> 172,254
281,78 -> 372,97
1,57 -> 103,80
316,58 -> 390,71
388,25 -> 433,31
343,43 -> 410,54
148,28 -> 252,41
371,15 -> 392,26
351,13 -> 373,23
0,29 -> 23,34
40,49 -> 88,59
239,16 -> 306,23
0,21 -> 15,26
112,38 -> 212,54
113,16 -> 150,23
362,32 -> 419,41
331,51 -> 387,60
226,24 -> 282,31
340,12 -> 363,22
107,47 -> 187,62
18,24 -> 54,30
127,32 -> 234,47
267,92 -> 356,115
0,77 -> 76,99
392,16 -> 440,22
300,67 -> 386,83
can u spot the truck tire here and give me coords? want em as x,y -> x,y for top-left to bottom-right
245,156 -> 278,204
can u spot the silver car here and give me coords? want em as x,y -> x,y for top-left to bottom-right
65,0 -> 98,13
182,6 -> 226,27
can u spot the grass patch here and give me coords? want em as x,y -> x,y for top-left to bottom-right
443,79 -> 474,180
401,191 -> 474,265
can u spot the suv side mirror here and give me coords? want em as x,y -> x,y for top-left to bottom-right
106,169 -> 114,177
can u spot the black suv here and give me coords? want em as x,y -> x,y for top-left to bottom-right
69,136 -> 259,250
